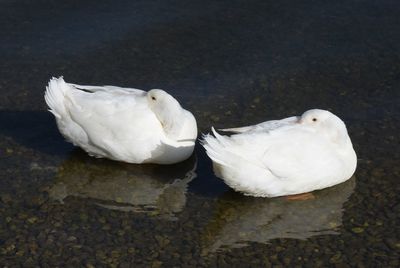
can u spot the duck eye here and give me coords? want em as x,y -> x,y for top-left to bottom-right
151,96 -> 156,101
312,118 -> 317,122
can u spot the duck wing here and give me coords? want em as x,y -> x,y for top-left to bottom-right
65,85 -> 163,162
260,128 -> 342,181
220,116 -> 300,133
69,83 -> 145,95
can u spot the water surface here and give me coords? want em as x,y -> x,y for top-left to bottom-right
1,0 -> 399,266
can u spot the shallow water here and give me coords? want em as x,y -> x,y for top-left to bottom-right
1,0 -> 399,266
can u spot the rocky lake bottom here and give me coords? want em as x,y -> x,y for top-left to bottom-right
1,0 -> 399,266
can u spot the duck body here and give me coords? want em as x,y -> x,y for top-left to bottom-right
45,77 -> 197,164
202,109 -> 357,197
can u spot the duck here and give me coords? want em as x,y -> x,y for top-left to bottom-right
44,77 -> 197,164
202,109 -> 357,197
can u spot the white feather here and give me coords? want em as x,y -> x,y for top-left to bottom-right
220,116 -> 299,133
44,77 -> 197,164
202,110 -> 357,197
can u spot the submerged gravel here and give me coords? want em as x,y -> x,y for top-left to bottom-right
1,0 -> 400,266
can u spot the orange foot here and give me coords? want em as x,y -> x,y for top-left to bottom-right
285,192 -> 315,201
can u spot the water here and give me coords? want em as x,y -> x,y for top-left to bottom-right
1,0 -> 399,266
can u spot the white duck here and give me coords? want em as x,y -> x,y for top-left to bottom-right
44,77 -> 197,164
202,109 -> 357,197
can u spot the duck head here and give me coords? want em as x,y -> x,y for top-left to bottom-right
299,109 -> 350,145
147,89 -> 185,139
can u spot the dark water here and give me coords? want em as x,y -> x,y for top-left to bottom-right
1,0 -> 399,266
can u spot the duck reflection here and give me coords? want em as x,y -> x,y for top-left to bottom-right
48,151 -> 197,220
203,177 -> 356,252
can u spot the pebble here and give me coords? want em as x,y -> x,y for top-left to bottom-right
26,217 -> 38,224
1,2 -> 400,267
351,227 -> 364,234
151,260 -> 163,268
1,194 -> 12,204
330,253 -> 342,263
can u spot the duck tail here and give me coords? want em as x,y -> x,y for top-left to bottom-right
201,127 -> 233,166
44,77 -> 70,119
202,128 -> 278,197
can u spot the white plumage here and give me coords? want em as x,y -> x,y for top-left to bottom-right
44,77 -> 197,164
202,109 -> 357,197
